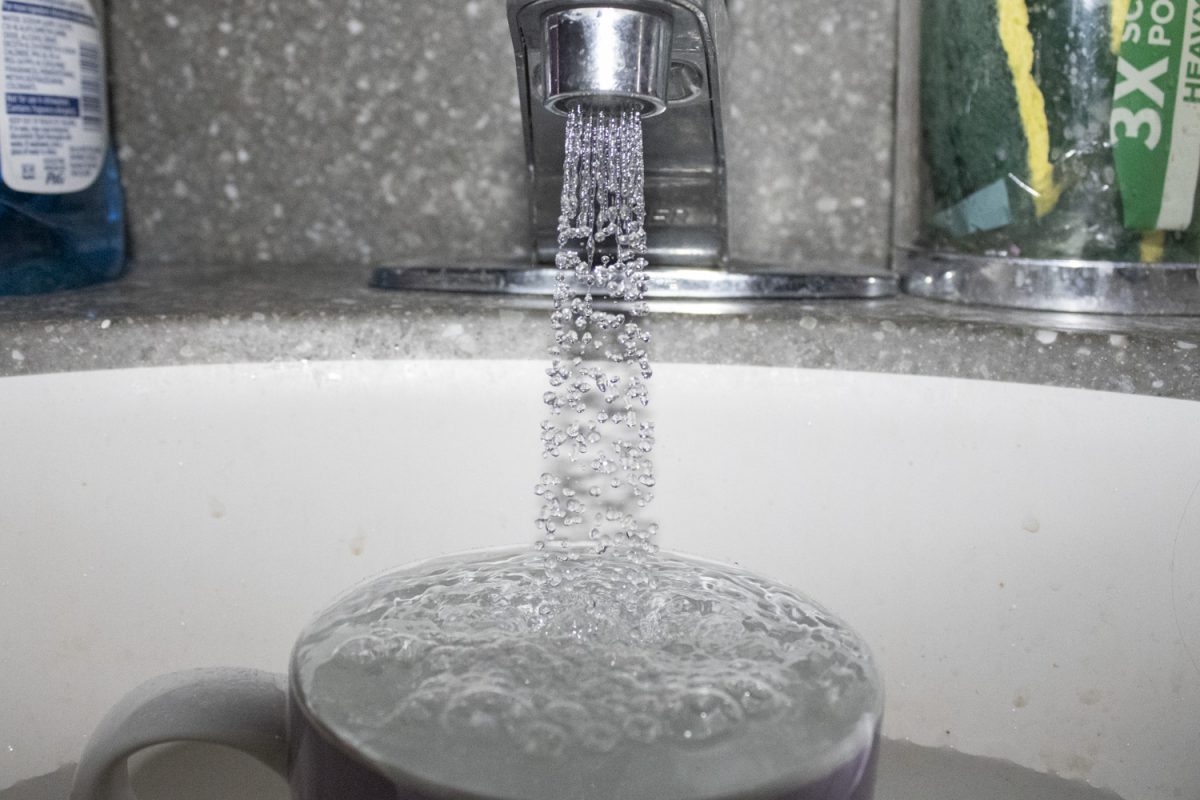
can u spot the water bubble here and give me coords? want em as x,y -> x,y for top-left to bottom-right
516,721 -> 569,757
665,688 -> 745,743
723,676 -> 789,717
543,699 -> 590,731
333,635 -> 390,670
441,688 -> 534,737
579,722 -> 621,753
692,614 -> 745,647
621,712 -> 662,744
393,683 -> 452,724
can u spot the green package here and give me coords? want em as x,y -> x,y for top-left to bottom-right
919,0 -> 1199,263
1111,0 -> 1200,232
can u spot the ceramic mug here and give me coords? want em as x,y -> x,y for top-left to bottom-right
71,549 -> 882,800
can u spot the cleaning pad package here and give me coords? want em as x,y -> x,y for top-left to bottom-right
895,0 -> 1200,313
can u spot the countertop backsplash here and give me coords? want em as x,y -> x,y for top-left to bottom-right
5,0 -> 1187,402
106,0 -> 897,272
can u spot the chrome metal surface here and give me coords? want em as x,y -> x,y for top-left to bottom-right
900,249 -> 1200,315
371,0 -> 889,303
372,265 -> 897,301
508,0 -> 731,268
542,6 -> 673,117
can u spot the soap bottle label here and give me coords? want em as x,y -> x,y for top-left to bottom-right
0,0 -> 108,195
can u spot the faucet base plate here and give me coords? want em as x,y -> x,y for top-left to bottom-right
370,266 -> 897,301
900,249 -> 1200,316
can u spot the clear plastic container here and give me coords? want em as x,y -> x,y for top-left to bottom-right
894,0 -> 1199,313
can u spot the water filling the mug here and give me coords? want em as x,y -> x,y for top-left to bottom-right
289,106 -> 880,800
292,548 -> 882,800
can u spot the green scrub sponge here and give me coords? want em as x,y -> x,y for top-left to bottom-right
919,0 -> 1198,263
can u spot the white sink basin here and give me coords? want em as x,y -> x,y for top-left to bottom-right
1,360 -> 1197,799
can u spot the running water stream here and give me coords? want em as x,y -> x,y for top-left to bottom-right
536,106 -> 658,561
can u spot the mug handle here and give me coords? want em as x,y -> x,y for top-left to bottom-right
70,668 -> 289,800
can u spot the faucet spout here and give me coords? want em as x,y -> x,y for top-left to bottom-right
509,0 -> 731,268
541,3 -> 674,117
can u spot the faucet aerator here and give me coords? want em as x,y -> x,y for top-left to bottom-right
541,5 -> 673,118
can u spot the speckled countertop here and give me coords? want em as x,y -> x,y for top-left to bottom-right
1,263 -> 1197,401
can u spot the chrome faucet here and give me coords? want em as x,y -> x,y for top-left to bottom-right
372,0 -> 895,301
510,0 -> 729,269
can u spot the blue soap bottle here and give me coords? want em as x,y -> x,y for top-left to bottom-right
0,0 -> 125,295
